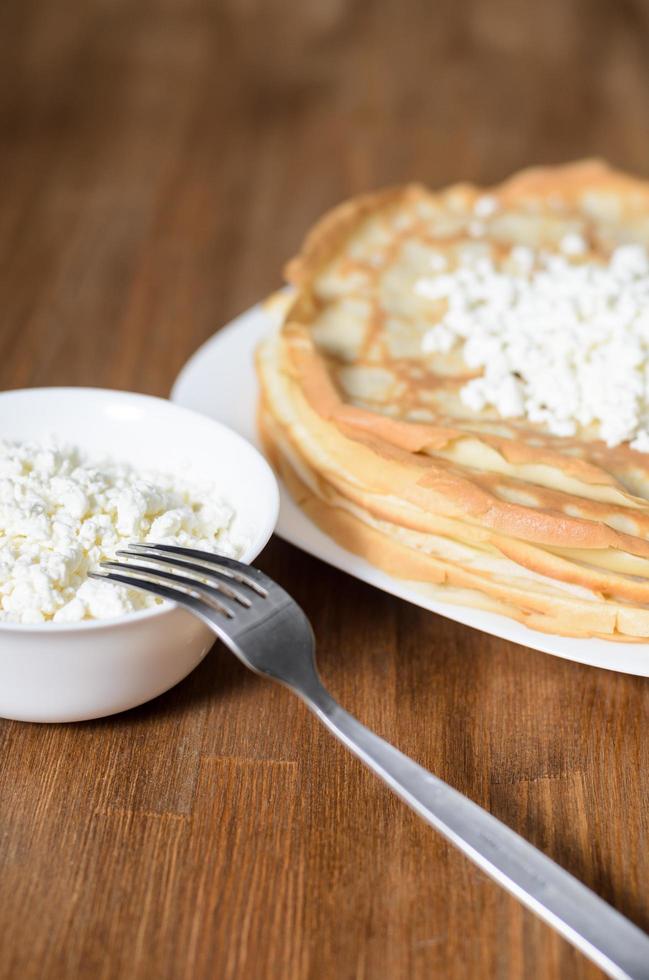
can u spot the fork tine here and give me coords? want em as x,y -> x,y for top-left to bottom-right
99,561 -> 242,618
88,570 -> 221,621
114,551 -> 253,607
126,543 -> 269,596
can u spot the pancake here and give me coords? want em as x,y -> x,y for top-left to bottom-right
257,161 -> 649,640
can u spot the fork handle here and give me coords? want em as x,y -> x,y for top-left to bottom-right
305,689 -> 649,980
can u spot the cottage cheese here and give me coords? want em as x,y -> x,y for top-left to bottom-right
417,242 -> 649,449
0,440 -> 247,625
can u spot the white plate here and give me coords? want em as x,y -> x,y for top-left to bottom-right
172,301 -> 649,676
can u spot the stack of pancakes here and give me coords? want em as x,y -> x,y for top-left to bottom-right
257,161 -> 649,640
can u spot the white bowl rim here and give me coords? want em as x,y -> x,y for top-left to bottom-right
0,386 -> 279,635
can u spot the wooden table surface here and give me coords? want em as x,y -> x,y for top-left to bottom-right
1,1 -> 649,977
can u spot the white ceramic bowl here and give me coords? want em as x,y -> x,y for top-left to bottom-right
0,387 -> 279,723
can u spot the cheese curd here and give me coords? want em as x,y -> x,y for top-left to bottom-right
418,242 -> 649,449
0,440 -> 247,625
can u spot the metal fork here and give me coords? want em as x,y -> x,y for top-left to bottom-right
91,543 -> 649,980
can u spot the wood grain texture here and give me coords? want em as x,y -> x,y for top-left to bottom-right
1,0 -> 649,977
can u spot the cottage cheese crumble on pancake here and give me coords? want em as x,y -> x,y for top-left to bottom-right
257,161 -> 649,640
417,239 -> 649,447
